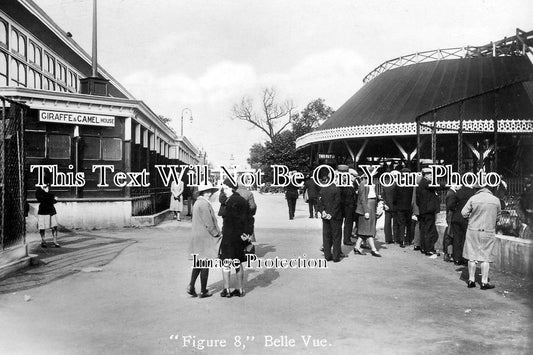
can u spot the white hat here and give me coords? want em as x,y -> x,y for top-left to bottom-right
337,164 -> 349,172
197,182 -> 218,194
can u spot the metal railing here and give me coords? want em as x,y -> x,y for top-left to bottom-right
131,187 -> 171,216
363,28 -> 533,83
1,96 -> 27,250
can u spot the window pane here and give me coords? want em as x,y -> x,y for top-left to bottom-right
35,47 -> 41,67
11,30 -> 17,50
0,52 -> 6,85
48,134 -> 70,159
35,72 -> 41,89
102,138 -> 122,161
19,33 -> 26,57
0,21 -> 7,45
82,136 -> 100,159
28,69 -> 34,88
25,132 -> 46,157
18,63 -> 26,85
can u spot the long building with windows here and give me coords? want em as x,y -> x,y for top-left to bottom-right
0,0 -> 203,231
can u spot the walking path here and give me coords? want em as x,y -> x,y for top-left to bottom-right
0,193 -> 531,354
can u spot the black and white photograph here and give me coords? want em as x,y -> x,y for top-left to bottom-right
0,0 -> 532,354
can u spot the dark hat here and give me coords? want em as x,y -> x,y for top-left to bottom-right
222,178 -> 237,190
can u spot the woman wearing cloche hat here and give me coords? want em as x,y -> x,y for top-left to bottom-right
219,178 -> 253,297
186,182 -> 221,298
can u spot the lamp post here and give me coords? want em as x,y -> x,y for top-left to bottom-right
181,108 -> 193,136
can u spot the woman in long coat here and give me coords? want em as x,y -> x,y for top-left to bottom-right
219,178 -> 252,297
461,185 -> 501,289
186,183 -> 221,298
353,175 -> 382,257
170,180 -> 184,220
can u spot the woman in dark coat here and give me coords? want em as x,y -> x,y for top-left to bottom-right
353,175 -> 381,257
35,181 -> 60,248
219,178 -> 252,297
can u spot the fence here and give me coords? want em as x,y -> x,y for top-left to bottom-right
1,96 -> 26,251
131,187 -> 171,216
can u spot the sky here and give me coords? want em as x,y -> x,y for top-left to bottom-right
33,0 -> 533,167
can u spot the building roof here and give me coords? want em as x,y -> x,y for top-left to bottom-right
319,56 -> 533,131
296,55 -> 533,149
2,0 -> 135,99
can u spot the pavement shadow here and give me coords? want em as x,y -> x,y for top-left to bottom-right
206,268 -> 281,296
254,243 -> 276,258
0,233 -> 136,294
374,240 -> 387,251
245,269 -> 280,293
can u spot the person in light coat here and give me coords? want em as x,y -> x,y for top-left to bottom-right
461,184 -> 501,290
186,182 -> 221,298
170,180 -> 184,221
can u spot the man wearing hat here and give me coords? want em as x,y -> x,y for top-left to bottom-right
416,167 -> 441,256
382,169 -> 400,244
317,170 -> 343,262
285,172 -> 300,220
337,164 -> 357,246
394,167 -> 414,247
303,172 -> 320,218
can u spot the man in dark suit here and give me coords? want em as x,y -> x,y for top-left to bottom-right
447,185 -> 475,265
337,165 -> 356,246
317,172 -> 343,262
285,175 -> 299,220
394,167 -> 413,247
303,173 -> 320,218
382,170 -> 399,244
416,167 -> 441,255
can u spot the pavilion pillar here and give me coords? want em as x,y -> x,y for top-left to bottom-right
416,117 -> 421,171
493,92 -> 499,172
458,101 -> 464,174
431,112 -> 437,164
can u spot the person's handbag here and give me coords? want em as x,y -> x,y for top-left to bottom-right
244,241 -> 256,255
376,200 -> 385,219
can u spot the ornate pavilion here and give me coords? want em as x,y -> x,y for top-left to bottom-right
296,29 -> 533,186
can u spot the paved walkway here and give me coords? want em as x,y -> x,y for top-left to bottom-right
0,193 -> 531,354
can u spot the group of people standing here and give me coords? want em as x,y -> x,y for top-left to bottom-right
186,178 -> 256,298
312,164 -> 383,263
302,164 -> 503,289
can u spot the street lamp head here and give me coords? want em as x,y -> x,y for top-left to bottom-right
181,107 -> 193,122
180,107 -> 193,136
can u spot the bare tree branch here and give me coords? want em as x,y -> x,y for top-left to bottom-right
231,87 -> 295,142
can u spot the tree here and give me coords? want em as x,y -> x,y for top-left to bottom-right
248,130 -> 310,182
158,115 -> 176,133
245,97 -> 335,182
231,87 -> 295,142
248,143 -> 268,171
292,98 -> 334,138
